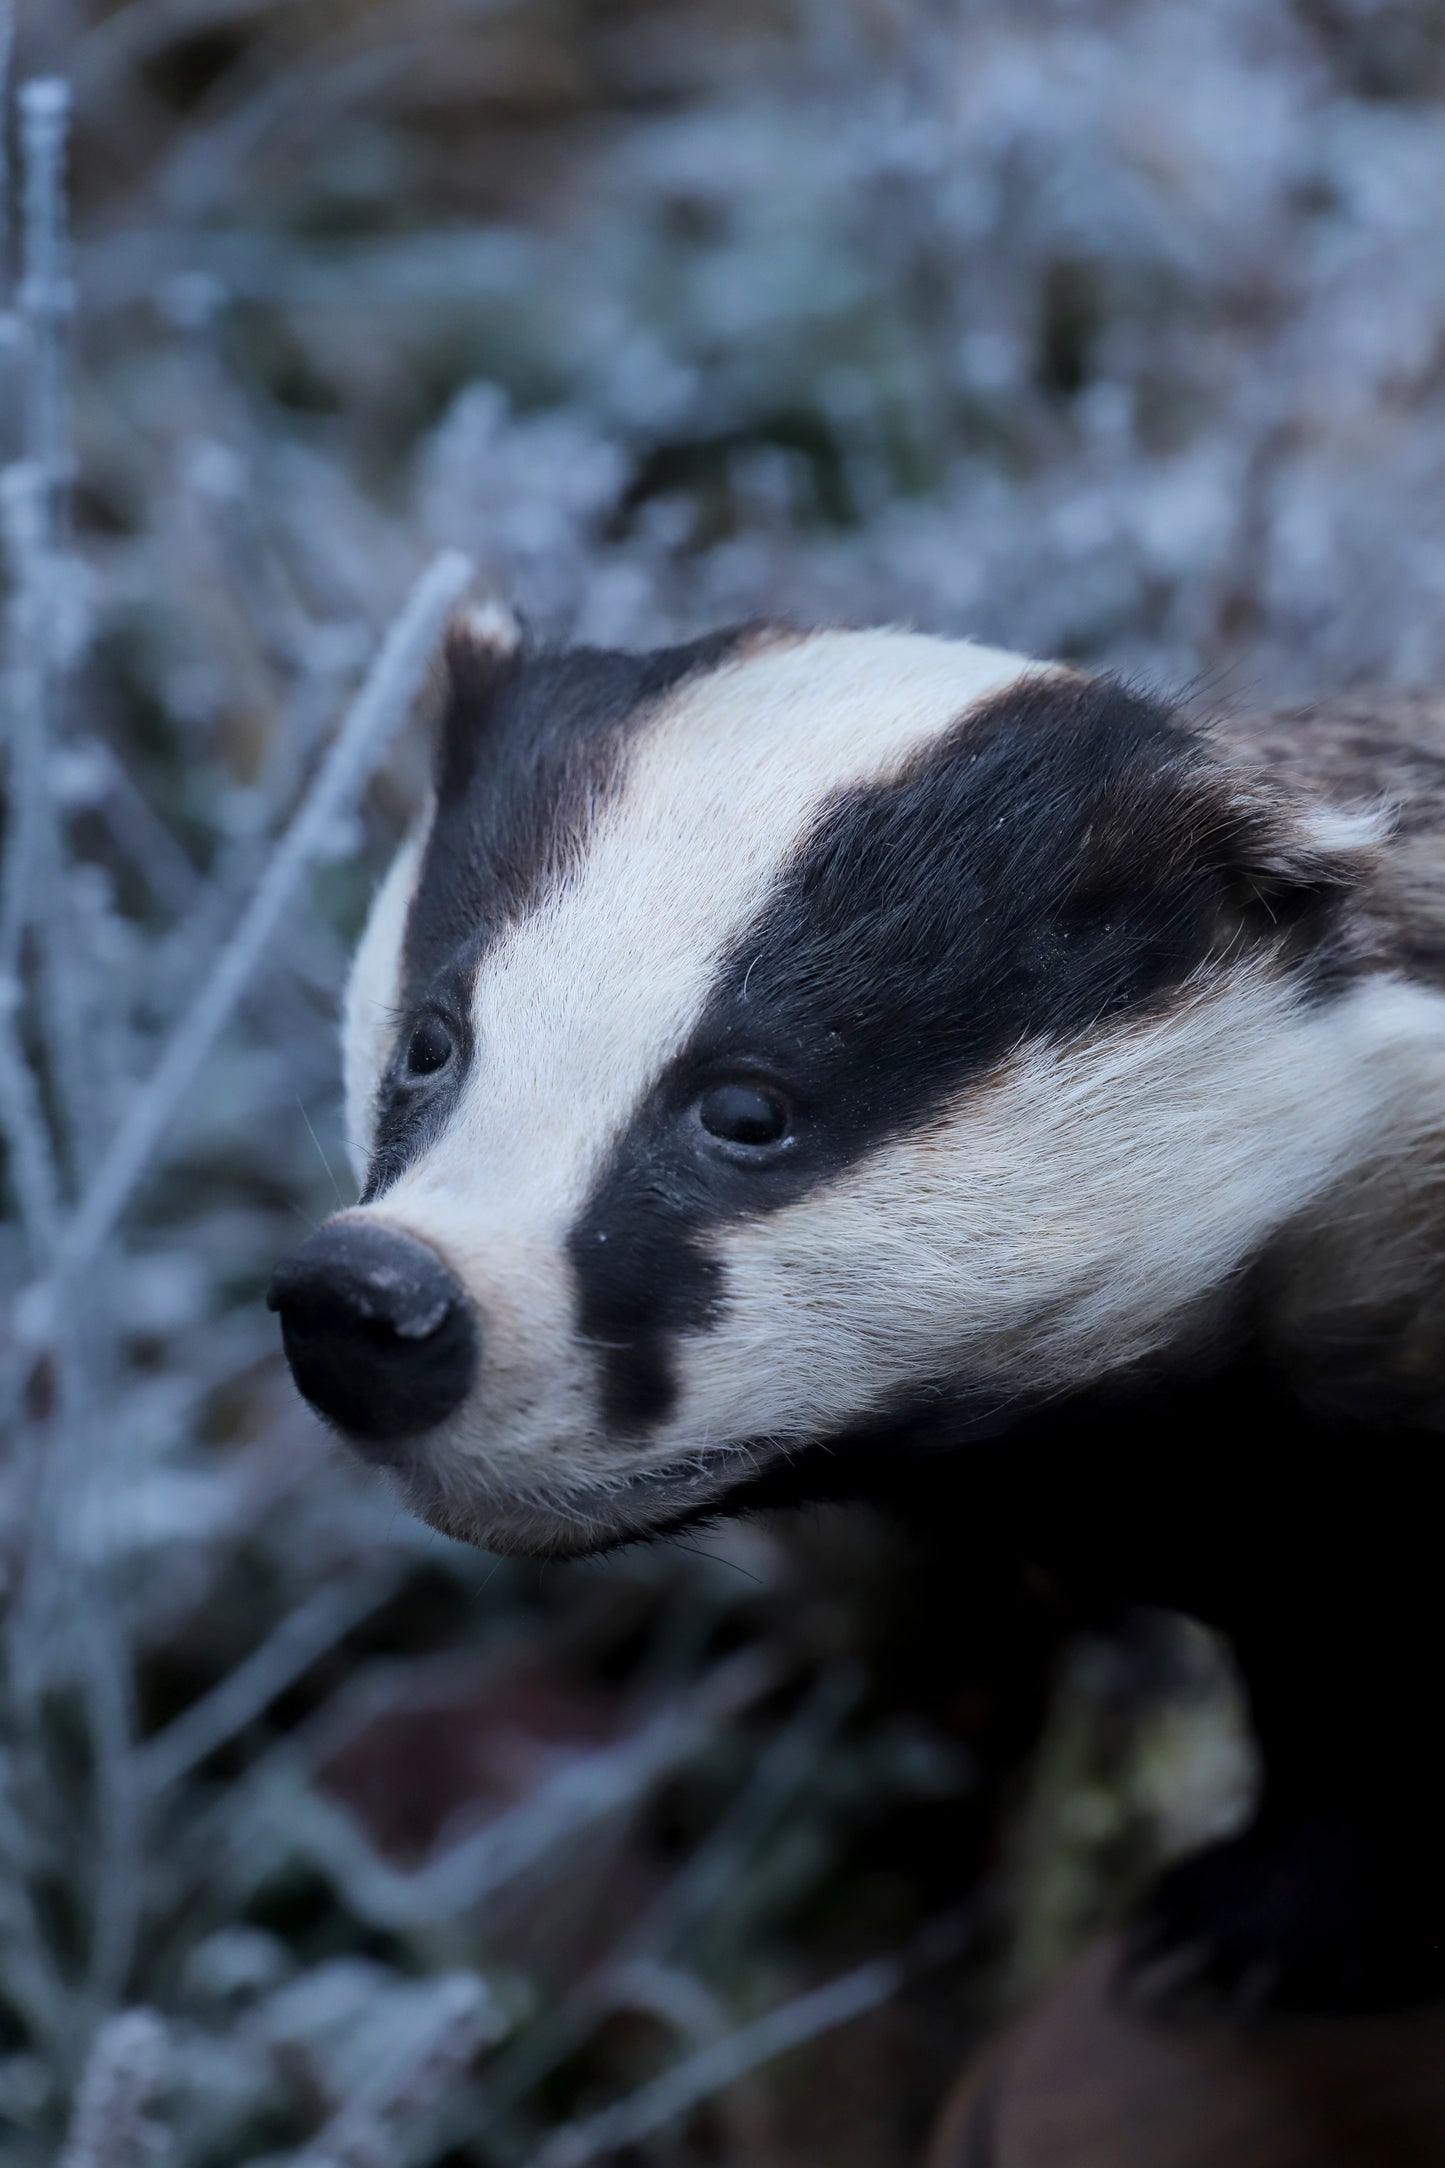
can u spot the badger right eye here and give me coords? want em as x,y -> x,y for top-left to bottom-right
405,1013 -> 454,1077
697,1081 -> 791,1149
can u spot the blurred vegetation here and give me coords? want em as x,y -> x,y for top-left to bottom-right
4,0 -> 1443,2160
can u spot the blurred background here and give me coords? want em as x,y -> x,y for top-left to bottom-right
3,0 -> 1444,2160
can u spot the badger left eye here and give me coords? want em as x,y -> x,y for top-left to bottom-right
697,1081 -> 791,1148
405,1013 -> 454,1077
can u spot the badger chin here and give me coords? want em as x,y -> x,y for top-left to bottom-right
394,1443 -> 769,1560
387,1403 -> 992,1558
353,1388 -> 1013,1558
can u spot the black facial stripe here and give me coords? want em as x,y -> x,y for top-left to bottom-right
365,626 -> 756,1199
362,974 -> 475,1203
684,676 -> 1268,1153
573,1140 -> 726,1431
572,671 -> 1361,1434
402,628 -> 754,1003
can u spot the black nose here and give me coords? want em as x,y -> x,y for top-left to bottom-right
267,1221 -> 477,1450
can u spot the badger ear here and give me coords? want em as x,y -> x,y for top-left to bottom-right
429,592 -> 526,789
1215,771 -> 1388,926
445,594 -> 524,670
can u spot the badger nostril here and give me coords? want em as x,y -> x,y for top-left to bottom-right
266,1221 -> 477,1454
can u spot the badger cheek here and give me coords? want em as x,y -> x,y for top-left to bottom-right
672,1232 -> 860,1447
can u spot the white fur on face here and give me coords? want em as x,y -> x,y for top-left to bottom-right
340,630 -> 1040,1533
683,969 -> 1445,1444
334,630 -> 1445,1556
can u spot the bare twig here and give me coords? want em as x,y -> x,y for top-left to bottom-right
0,982 -> 61,1253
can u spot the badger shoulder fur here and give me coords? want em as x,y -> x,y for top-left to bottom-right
269,619 -> 1445,2016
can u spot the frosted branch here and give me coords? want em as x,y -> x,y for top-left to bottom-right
299,1973 -> 501,2168
58,2009 -> 170,2168
0,466 -> 64,1257
480,1662 -> 863,2119
17,77 -> 73,492
530,1906 -> 980,2168
0,1756 -> 71,2052
139,1570 -> 402,1796
0,2 -> 12,313
54,547 -> 471,1277
278,1648 -> 781,1932
2,79 -> 91,1213
630,1661 -> 862,1959
0,993 -> 61,1253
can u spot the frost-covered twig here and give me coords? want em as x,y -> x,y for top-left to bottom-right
271,1647 -> 781,1932
563,1960 -> 769,2162
298,1973 -> 502,2168
0,981 -> 61,1253
58,2009 -> 170,2168
529,1905 -> 982,2168
153,641 -> 360,1037
0,453 -> 63,1260
53,547 -> 471,1276
17,77 -> 73,493
629,1660 -> 862,1959
0,2 -> 12,312
481,1662 -> 863,2121
3,68 -> 177,2014
139,1569 -> 403,1796
1,78 -> 96,1209
0,1752 -> 72,2052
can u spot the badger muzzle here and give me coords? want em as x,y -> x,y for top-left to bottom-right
267,1219 -> 477,1455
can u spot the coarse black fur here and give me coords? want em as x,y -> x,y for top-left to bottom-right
572,673 -> 1363,1436
708,1331 -> 1445,2015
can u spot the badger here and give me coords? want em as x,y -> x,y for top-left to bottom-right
269,614 -> 1445,2016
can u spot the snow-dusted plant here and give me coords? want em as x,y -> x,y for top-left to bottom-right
0,40 -> 968,2162
6,0 -> 1444,2159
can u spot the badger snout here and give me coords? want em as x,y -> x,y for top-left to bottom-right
267,1220 -> 477,1453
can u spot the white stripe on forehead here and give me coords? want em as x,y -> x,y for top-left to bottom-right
385,629 -> 1041,1237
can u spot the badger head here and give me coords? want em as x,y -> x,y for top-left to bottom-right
268,615 -> 1429,1555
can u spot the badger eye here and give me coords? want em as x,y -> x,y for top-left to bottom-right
405,1013 -> 454,1078
697,1081 -> 790,1149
